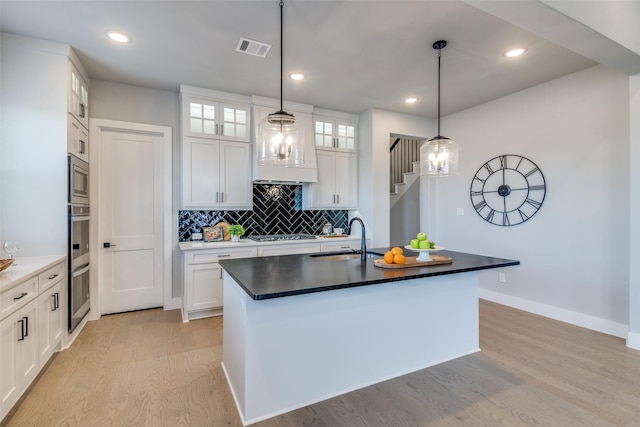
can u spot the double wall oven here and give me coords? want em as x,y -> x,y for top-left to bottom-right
68,155 -> 90,332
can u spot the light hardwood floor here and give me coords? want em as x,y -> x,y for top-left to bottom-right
3,300 -> 640,427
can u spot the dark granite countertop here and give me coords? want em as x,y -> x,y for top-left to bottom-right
218,247 -> 520,300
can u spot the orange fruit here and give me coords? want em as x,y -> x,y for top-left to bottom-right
393,254 -> 406,264
391,247 -> 403,255
384,251 -> 395,264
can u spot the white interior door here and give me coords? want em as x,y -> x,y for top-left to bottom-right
98,126 -> 167,314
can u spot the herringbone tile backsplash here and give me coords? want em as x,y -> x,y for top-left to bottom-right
179,184 -> 348,241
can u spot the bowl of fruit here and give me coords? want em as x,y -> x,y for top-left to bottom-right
405,232 -> 443,262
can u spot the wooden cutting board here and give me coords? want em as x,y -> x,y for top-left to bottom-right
374,254 -> 452,269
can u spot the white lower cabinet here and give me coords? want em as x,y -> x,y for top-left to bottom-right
1,300 -> 38,419
182,247 -> 258,321
37,280 -> 64,365
320,240 -> 363,252
181,239 -> 366,321
0,257 -> 66,422
257,243 -> 321,257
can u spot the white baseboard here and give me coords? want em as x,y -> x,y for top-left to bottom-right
479,289 -> 629,339
627,331 -> 640,350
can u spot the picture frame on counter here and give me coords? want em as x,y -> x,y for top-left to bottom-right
203,226 -> 224,242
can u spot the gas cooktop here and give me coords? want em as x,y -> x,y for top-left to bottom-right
248,234 -> 317,242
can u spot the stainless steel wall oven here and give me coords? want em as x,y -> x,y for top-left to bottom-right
68,155 -> 90,332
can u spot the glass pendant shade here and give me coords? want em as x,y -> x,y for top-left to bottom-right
257,0 -> 304,168
258,111 -> 304,167
420,39 -> 459,176
420,136 -> 459,176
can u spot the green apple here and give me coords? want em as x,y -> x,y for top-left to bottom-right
419,240 -> 430,249
410,239 -> 419,249
430,241 -> 436,249
416,232 -> 427,241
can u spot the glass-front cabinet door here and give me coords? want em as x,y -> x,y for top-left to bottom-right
183,97 -> 250,143
314,117 -> 356,152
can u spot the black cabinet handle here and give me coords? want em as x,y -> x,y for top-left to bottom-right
103,242 -> 117,248
55,292 -> 60,310
80,139 -> 86,154
17,318 -> 25,341
48,273 -> 59,280
13,292 -> 28,301
24,316 -> 29,338
79,103 -> 86,118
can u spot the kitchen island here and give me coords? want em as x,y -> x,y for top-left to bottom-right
219,249 -> 519,425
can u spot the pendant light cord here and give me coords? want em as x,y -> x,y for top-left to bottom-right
279,1 -> 284,113
437,45 -> 441,137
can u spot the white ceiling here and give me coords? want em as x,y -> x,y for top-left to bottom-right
1,1 -> 637,118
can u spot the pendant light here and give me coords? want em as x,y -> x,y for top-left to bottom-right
421,40 -> 459,176
257,1 -> 304,167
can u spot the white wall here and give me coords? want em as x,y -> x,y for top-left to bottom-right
0,34 -> 69,257
629,74 -> 640,349
358,109 -> 433,248
390,180 -> 420,248
427,65 -> 630,337
89,80 -> 182,299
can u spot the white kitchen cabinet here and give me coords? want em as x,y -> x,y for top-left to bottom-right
314,117 -> 357,152
303,151 -> 357,209
183,137 -> 252,209
320,240 -> 363,252
37,278 -> 64,366
68,59 -> 89,129
181,92 -> 250,143
257,243 -> 321,257
0,300 -> 38,420
182,247 -> 258,321
67,114 -> 89,162
0,256 -> 67,421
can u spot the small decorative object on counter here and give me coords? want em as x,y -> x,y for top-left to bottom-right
2,241 -> 19,266
228,224 -> 245,243
322,223 -> 333,235
203,226 -> 224,242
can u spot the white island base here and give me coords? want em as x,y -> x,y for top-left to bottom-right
222,271 -> 480,426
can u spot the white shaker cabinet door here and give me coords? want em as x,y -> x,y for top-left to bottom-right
184,137 -> 221,207
219,141 -> 251,209
334,152 -> 357,209
185,263 -> 223,313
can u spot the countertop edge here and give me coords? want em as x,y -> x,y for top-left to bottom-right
220,250 -> 520,301
0,255 -> 67,293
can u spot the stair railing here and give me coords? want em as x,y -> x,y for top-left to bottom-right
390,137 -> 421,193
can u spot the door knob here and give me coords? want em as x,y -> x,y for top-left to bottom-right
103,242 -> 117,248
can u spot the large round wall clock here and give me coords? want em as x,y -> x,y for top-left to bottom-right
470,154 -> 546,226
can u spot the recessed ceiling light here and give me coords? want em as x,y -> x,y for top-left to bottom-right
404,97 -> 418,104
504,47 -> 527,58
106,31 -> 130,43
289,73 -> 305,81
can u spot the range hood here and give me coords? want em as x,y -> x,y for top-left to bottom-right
251,96 -> 318,183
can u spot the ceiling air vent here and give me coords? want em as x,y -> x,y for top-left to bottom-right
236,37 -> 272,58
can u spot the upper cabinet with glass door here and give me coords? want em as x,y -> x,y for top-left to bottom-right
180,86 -> 251,143
313,108 -> 358,152
68,59 -> 89,129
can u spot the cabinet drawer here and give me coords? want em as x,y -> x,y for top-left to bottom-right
1,278 -> 38,320
320,241 -> 361,252
186,247 -> 258,265
258,243 -> 321,257
38,262 -> 65,293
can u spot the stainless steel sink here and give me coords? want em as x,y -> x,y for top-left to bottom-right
309,251 -> 382,261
